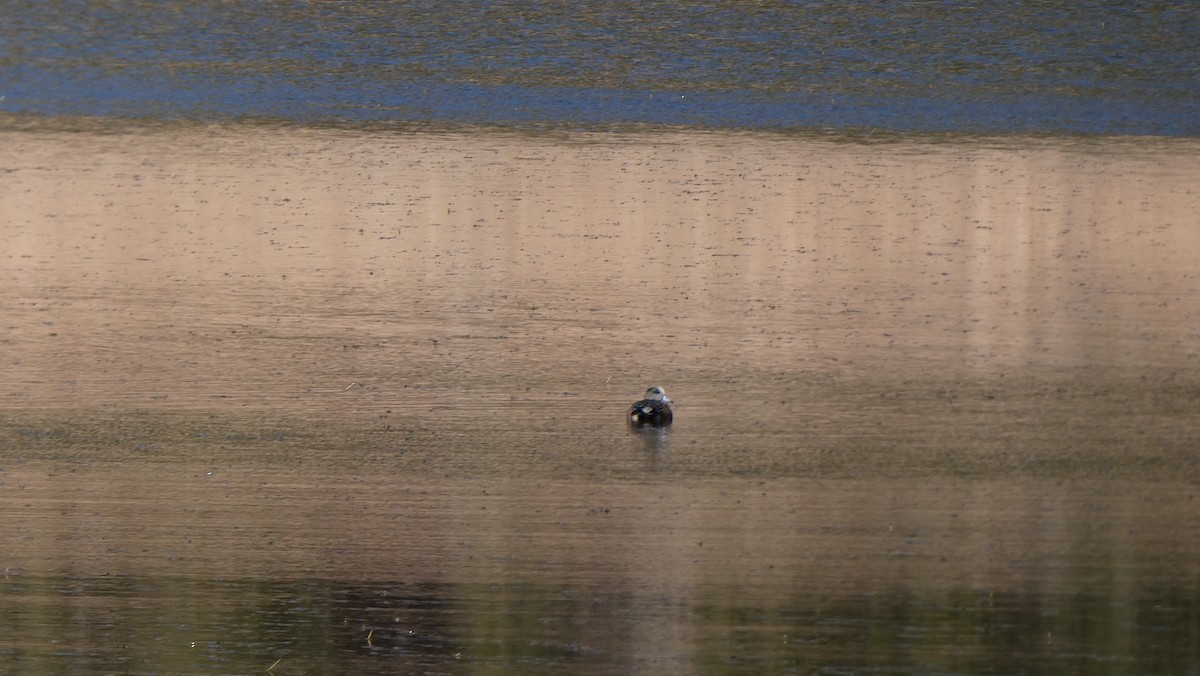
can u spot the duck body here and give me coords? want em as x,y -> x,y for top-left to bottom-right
628,385 -> 673,426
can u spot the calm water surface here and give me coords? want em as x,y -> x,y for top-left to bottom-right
2,1 -> 1198,134
2,123 -> 1199,673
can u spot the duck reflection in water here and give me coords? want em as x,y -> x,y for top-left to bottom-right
628,385 -> 673,453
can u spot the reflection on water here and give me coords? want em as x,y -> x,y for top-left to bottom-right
1,123 -> 1199,673
4,466 -> 1199,674
6,574 -> 1198,673
2,2 -> 1197,134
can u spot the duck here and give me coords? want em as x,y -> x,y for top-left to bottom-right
627,385 -> 673,426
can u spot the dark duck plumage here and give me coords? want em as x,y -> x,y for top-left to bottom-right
627,385 -> 673,426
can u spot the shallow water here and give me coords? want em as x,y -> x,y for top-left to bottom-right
2,124 -> 1199,673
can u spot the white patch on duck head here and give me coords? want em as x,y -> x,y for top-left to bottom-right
644,386 -> 670,403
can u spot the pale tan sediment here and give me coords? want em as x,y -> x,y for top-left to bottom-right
1,123 -> 1198,625
2,124 -> 1197,413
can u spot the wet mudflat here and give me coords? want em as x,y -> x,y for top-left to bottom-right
2,122 -> 1199,673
